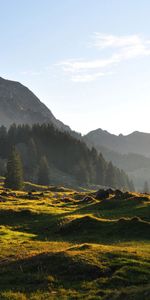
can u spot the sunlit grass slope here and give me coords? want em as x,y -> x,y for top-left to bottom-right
0,181 -> 149,299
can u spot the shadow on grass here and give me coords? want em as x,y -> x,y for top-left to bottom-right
0,209 -> 150,244
0,247 -> 150,295
71,197 -> 150,221
0,250 -> 103,293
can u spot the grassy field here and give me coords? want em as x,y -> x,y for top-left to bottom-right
0,182 -> 149,299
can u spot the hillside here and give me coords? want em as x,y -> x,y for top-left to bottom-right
84,129 -> 150,190
91,145 -> 150,191
0,76 -> 70,132
0,124 -> 133,191
0,180 -> 149,299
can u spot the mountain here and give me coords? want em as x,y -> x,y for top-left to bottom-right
0,76 -> 137,190
84,128 -> 150,190
84,128 -> 150,158
0,76 -> 70,131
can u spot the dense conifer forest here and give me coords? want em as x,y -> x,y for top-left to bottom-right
0,124 -> 134,190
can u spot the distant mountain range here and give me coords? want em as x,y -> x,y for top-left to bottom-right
84,129 -> 150,190
0,77 -> 70,132
84,128 -> 150,157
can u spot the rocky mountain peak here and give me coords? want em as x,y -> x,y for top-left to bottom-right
0,76 -> 70,131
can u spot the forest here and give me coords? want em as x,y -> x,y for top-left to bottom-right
0,124 -> 134,190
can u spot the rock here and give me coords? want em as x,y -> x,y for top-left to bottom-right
95,189 -> 109,200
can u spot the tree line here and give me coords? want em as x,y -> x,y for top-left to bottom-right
0,124 -> 134,190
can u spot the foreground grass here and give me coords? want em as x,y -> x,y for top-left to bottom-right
0,184 -> 149,299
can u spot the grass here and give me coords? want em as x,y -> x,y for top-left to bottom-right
0,183 -> 149,299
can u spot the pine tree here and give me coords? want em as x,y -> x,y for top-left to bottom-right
96,153 -> 106,185
0,126 -> 8,158
4,147 -> 24,190
27,138 -> 38,181
143,181 -> 149,193
105,161 -> 116,188
38,156 -> 49,185
129,179 -> 135,192
74,160 -> 89,185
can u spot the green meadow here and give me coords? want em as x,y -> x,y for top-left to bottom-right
0,181 -> 149,299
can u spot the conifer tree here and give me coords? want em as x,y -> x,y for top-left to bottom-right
4,147 -> 24,190
74,160 -> 89,185
96,153 -> 106,185
27,138 -> 38,181
127,178 -> 135,192
105,161 -> 116,187
143,181 -> 149,193
38,156 -> 49,185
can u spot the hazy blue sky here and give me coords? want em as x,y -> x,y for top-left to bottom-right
1,0 -> 150,134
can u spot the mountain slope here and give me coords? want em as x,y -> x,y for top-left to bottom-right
0,123 -> 133,191
84,128 -> 150,190
0,76 -> 70,131
84,128 -> 150,158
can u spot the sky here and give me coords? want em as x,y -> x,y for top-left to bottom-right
1,0 -> 150,135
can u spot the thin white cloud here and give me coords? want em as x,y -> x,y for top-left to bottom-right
93,33 -> 150,59
59,57 -> 118,71
57,33 -> 150,82
71,72 -> 106,82
93,33 -> 143,49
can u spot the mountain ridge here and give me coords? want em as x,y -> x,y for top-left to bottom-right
86,128 -> 150,137
0,76 -> 71,132
84,128 -> 150,158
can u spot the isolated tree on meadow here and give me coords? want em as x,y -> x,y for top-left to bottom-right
4,147 -> 24,190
